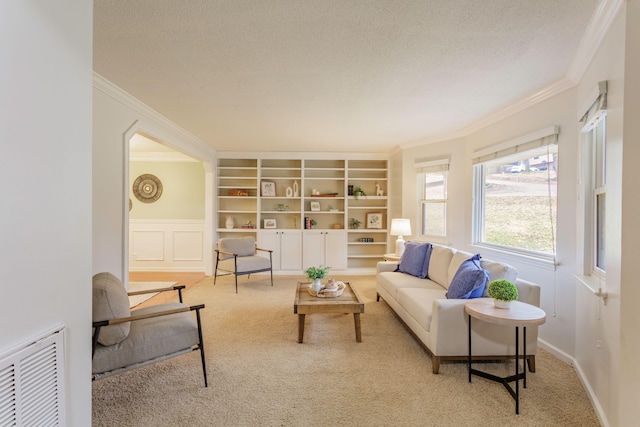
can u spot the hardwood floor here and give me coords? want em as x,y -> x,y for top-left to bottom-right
128,271 -> 206,308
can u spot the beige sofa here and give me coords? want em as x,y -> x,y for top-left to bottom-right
376,244 -> 541,374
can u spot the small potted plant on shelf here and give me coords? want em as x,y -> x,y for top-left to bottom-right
353,186 -> 367,200
349,218 -> 362,229
305,265 -> 331,293
487,279 -> 519,309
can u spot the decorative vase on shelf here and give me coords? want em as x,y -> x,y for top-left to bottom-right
225,216 -> 234,229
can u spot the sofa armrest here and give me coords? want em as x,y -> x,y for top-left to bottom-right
515,278 -> 541,307
429,298 -> 469,354
377,261 -> 398,274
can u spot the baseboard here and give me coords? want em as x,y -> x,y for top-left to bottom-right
538,338 -> 609,427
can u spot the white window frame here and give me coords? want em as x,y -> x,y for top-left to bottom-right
471,126 -> 559,261
415,157 -> 449,240
579,82 -> 607,279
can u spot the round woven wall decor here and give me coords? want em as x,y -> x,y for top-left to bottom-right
133,174 -> 163,203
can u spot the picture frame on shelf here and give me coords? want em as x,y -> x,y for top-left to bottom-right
261,181 -> 276,197
263,218 -> 277,229
366,212 -> 383,229
310,201 -> 320,212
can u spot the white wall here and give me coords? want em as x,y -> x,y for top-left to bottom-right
93,81 -> 216,279
619,2 -> 640,424
0,1 -> 92,425
397,4 -> 636,425
573,5 -> 626,426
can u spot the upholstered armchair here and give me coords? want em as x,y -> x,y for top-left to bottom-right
92,272 -> 207,386
214,236 -> 273,293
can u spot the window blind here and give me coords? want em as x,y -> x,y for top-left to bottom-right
414,156 -> 450,173
471,126 -> 559,165
580,80 -> 608,133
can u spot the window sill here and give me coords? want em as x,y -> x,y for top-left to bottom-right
574,274 -> 605,294
469,244 -> 557,271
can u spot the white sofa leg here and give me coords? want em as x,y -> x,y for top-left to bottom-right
432,356 -> 441,374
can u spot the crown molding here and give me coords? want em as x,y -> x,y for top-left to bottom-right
566,0 -> 624,83
129,151 -> 198,162
93,72 -> 216,162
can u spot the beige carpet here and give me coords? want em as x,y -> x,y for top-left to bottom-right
93,275 -> 600,426
128,282 -> 177,308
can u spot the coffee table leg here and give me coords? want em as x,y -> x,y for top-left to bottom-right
298,314 -> 305,343
354,313 -> 362,342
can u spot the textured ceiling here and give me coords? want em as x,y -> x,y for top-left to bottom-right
94,0 -> 600,153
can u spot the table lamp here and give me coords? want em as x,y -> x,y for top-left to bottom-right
390,218 -> 412,257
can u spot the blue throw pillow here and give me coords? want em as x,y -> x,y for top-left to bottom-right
396,242 -> 431,278
446,254 -> 489,299
422,243 -> 433,279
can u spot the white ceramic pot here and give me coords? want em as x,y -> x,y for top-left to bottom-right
494,299 -> 512,309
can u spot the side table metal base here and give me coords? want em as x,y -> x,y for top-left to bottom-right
468,315 -> 527,414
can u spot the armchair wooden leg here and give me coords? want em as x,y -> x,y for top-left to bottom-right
194,307 -> 208,387
235,275 -> 238,293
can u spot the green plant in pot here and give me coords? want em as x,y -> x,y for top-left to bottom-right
487,279 -> 519,309
305,265 -> 330,293
353,186 -> 367,200
349,218 -> 362,229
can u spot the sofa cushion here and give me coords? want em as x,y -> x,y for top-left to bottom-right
378,272 -> 444,300
396,242 -> 431,278
445,254 -> 489,299
480,259 -> 518,297
93,272 -> 131,346
92,302 -> 199,375
218,236 -> 256,259
396,288 -> 447,332
428,245 -> 455,288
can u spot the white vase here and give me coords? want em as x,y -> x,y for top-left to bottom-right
225,216 -> 234,229
494,299 -> 512,309
310,278 -> 323,293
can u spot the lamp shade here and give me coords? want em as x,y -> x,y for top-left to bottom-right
390,219 -> 412,237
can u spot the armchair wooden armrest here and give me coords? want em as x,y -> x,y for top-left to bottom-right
256,247 -> 273,253
92,304 -> 205,357
127,284 -> 186,302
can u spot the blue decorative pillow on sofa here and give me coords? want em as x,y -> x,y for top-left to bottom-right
446,254 -> 489,299
395,242 -> 432,278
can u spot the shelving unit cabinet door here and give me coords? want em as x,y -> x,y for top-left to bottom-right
259,230 -> 282,270
259,230 -> 302,271
324,230 -> 347,270
302,230 -> 324,268
280,230 -> 302,270
302,230 -> 346,270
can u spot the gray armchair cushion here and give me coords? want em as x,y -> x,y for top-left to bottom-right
92,302 -> 199,376
218,236 -> 256,259
218,255 -> 271,273
92,272 -> 131,346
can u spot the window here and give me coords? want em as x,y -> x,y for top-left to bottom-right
415,157 -> 449,238
472,127 -> 559,257
580,82 -> 607,275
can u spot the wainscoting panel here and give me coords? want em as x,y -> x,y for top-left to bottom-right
130,220 -> 205,271
131,230 -> 165,261
172,231 -> 204,261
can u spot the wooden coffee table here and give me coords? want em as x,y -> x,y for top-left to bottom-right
294,281 -> 365,343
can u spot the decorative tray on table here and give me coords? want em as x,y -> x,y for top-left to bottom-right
308,281 -> 346,298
